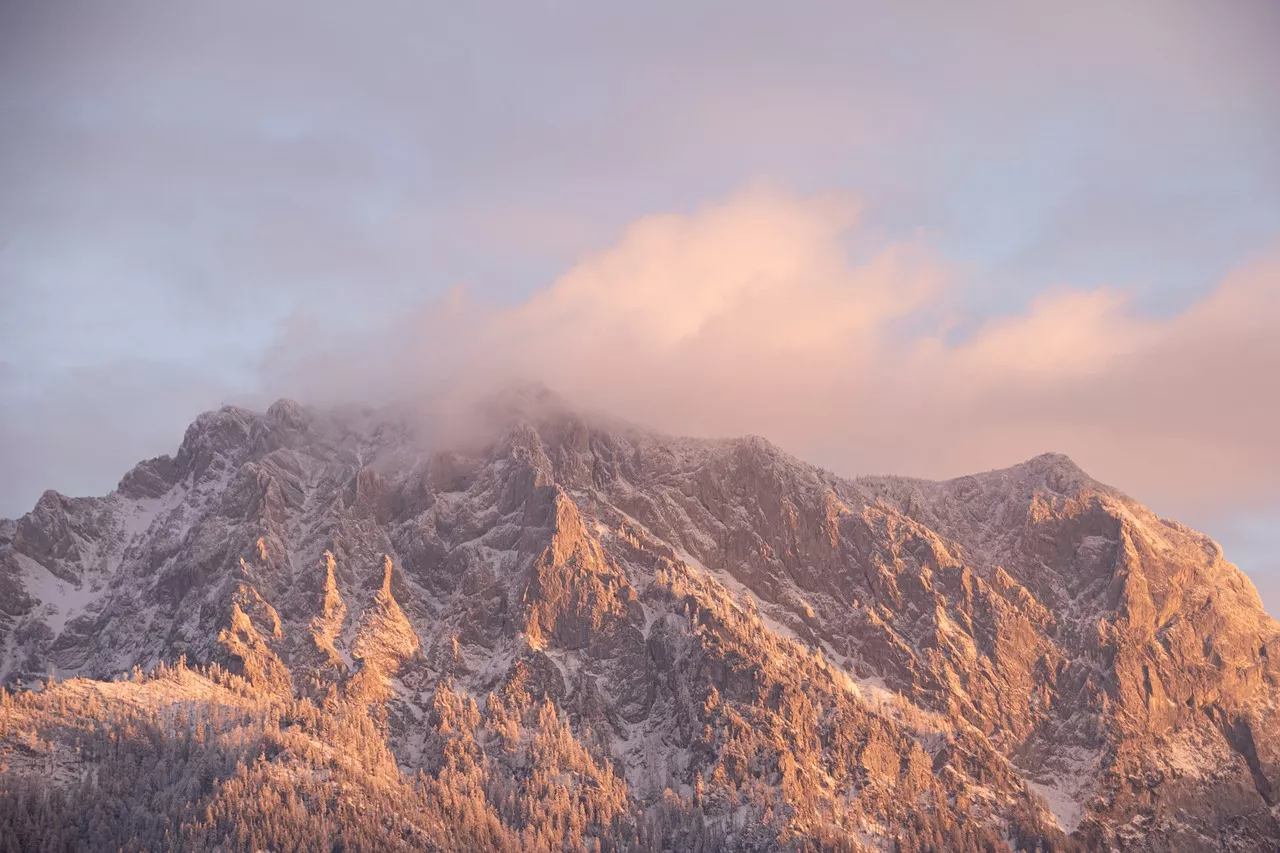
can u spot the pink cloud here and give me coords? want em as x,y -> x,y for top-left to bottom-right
269,188 -> 1280,521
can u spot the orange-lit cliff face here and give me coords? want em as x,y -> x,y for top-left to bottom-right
2,392 -> 1278,851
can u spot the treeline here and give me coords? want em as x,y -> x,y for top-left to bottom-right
0,619 -> 1076,852
0,660 -> 726,852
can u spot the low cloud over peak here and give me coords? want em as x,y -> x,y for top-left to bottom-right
265,187 -> 1279,522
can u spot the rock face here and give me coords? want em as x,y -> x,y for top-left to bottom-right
1,390 -> 1278,851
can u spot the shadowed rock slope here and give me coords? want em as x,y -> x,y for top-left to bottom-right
1,391 -> 1277,851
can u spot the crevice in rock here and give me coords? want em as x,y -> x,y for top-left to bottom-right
1208,704 -> 1273,805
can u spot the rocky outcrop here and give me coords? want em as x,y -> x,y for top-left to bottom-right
347,556 -> 421,704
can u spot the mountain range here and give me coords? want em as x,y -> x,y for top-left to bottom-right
2,388 -> 1277,851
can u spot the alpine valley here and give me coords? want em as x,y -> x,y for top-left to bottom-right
2,389 -> 1277,852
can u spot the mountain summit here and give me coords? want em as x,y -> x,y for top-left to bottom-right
2,397 -> 1277,851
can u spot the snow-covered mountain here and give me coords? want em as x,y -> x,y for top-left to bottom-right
2,389 -> 1278,851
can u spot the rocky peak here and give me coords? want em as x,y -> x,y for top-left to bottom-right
1005,451 -> 1100,498
14,489 -> 72,549
117,454 -> 181,499
349,555 -> 420,703
306,549 -> 348,675
265,397 -> 311,431
173,404 -> 259,482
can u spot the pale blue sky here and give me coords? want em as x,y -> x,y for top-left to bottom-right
1,1 -> 1277,608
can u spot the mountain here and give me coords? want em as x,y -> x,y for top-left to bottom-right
1,389 -> 1278,851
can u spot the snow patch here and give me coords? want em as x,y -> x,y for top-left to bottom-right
1026,778 -> 1084,834
1021,745 -> 1101,834
13,552 -> 99,635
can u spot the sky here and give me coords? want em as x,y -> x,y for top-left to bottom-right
1,1 -> 1277,609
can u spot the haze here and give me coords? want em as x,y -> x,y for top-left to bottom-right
1,2 -> 1277,609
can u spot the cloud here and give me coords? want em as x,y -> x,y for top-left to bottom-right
1,1 -> 1276,605
267,188 -> 1280,523
902,255 -> 1280,509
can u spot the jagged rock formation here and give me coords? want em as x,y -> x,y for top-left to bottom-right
347,556 -> 421,704
1,389 -> 1278,851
